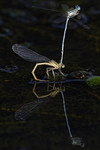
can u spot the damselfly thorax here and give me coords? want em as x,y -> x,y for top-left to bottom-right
64,5 -> 80,18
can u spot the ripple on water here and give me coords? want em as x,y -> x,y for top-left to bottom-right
0,65 -> 19,73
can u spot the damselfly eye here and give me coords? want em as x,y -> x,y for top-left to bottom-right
75,5 -> 81,11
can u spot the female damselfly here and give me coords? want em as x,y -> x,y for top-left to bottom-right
12,44 -> 65,81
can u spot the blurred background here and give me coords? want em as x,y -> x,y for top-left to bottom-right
0,0 -> 100,150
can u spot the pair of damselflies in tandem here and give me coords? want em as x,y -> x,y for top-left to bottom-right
12,4 -> 89,81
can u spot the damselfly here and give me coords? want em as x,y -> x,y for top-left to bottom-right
32,4 -> 89,65
12,44 -> 65,81
32,4 -> 89,29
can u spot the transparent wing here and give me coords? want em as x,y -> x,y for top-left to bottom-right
72,18 -> 90,29
61,4 -> 69,11
12,44 -> 50,63
15,102 -> 41,120
15,97 -> 49,120
61,4 -> 74,12
54,16 -> 66,23
32,5 -> 62,13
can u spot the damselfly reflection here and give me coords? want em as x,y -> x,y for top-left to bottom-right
15,82 -> 85,147
12,44 -> 66,81
61,91 -> 85,148
15,82 -> 65,120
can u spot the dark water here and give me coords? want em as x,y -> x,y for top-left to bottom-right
0,0 -> 100,150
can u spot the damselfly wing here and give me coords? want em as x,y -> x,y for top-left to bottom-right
15,101 -> 44,120
12,44 -> 50,63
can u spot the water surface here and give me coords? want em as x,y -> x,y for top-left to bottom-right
0,0 -> 100,150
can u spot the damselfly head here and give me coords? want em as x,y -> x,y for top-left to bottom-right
75,5 -> 81,11
61,63 -> 65,68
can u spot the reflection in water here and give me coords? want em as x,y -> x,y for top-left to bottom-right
61,91 -> 85,148
15,101 -> 41,120
0,65 -> 18,73
15,82 -> 85,147
33,81 -> 65,98
15,82 -> 65,120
